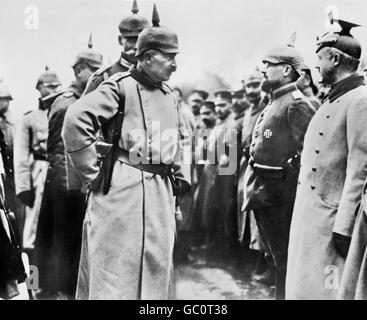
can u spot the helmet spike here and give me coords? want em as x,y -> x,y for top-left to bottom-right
287,32 -> 297,47
131,0 -> 139,14
152,3 -> 160,27
88,33 -> 93,49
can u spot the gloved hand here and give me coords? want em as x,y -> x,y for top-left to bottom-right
17,190 -> 35,208
332,232 -> 351,258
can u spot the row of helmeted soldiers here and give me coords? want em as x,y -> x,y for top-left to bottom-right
1,1 -> 367,300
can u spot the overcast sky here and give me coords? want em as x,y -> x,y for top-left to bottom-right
1,0 -> 367,118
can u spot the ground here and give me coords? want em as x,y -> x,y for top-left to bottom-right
173,245 -> 275,300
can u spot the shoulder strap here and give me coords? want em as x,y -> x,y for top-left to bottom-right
101,77 -> 126,195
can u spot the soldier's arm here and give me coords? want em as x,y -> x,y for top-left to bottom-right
13,113 -> 32,195
61,79 -> 121,186
172,100 -> 191,192
287,100 -> 315,155
333,96 -> 367,237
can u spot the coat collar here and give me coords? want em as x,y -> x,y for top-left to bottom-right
326,73 -> 365,103
130,66 -> 170,95
272,82 -> 298,100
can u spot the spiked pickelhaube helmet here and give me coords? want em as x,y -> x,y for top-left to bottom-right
72,34 -> 103,69
118,0 -> 150,38
263,32 -> 304,75
36,66 -> 61,90
316,11 -> 362,60
135,3 -> 179,57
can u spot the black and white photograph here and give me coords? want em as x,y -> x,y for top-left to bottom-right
0,0 -> 367,305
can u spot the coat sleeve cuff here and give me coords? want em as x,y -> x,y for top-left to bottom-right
66,142 -> 100,186
333,200 -> 358,237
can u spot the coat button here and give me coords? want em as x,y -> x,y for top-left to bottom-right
315,149 -> 320,154
312,167 -> 317,172
326,115 -> 330,119
319,132 -> 324,136
311,185 -> 315,190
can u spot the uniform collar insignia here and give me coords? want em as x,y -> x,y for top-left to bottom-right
327,73 -> 365,102
272,82 -> 298,100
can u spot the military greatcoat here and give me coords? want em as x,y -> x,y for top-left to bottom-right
14,109 -> 49,249
34,82 -> 86,296
62,69 -> 190,300
286,74 -> 367,300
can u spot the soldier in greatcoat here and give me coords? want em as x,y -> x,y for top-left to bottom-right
14,67 -> 61,260
61,5 -> 190,300
34,37 -> 103,299
242,34 -> 315,299
286,16 -> 367,300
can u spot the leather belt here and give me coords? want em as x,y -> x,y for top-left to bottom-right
115,148 -> 174,177
33,154 -> 48,161
249,156 -> 286,179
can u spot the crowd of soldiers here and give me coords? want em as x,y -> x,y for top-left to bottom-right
1,0 -> 367,301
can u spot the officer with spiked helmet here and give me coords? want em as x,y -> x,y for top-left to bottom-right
34,35 -> 103,299
62,4 -> 190,300
242,33 -> 315,299
287,13 -> 367,300
84,0 -> 149,94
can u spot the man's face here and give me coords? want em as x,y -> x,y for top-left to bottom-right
119,35 -> 138,56
38,84 -> 61,98
0,98 -> 11,115
188,93 -> 204,116
316,47 -> 336,85
261,61 -> 287,90
145,50 -> 177,82
231,93 -> 249,114
214,97 -> 232,120
199,105 -> 216,128
245,81 -> 262,103
296,70 -> 311,91
75,64 -> 97,89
